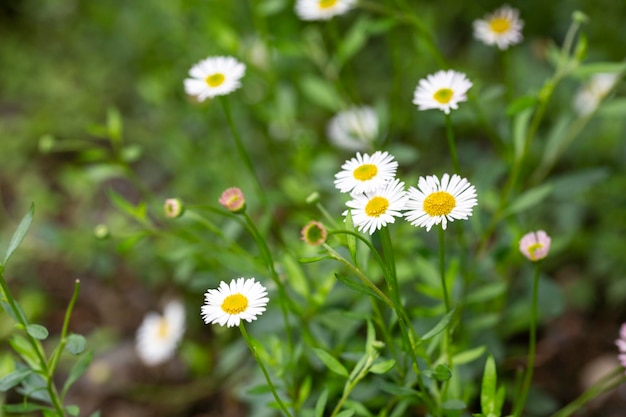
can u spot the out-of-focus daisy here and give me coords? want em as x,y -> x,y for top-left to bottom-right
334,151 -> 398,195
219,187 -> 246,213
413,70 -> 473,114
295,0 -> 356,21
616,323 -> 626,372
345,178 -> 408,235
136,300 -> 186,366
574,73 -> 620,116
327,106 -> 379,151
201,277 -> 269,328
184,56 -> 246,101
405,174 -> 477,232
519,230 -> 551,262
301,220 -> 327,246
473,5 -> 524,50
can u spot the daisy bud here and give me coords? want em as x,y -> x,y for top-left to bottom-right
219,187 -> 246,213
164,198 -> 184,219
93,224 -> 110,240
519,230 -> 551,262
301,220 -> 327,246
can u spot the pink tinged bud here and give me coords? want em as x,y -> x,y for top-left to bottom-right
519,230 -> 551,262
300,220 -> 327,246
219,187 -> 246,213
164,198 -> 184,219
617,323 -> 626,372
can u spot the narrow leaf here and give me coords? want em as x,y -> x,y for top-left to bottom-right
336,410 -> 356,417
334,273 -> 383,302
503,184 -> 553,217
571,62 -> 626,77
313,348 -> 349,378
0,368 -> 32,391
66,405 -> 80,417
513,109 -> 532,162
481,355 -> 498,415
420,308 -> 456,342
314,387 -> 329,417
62,350 -> 93,397
452,346 -> 486,365
369,359 -> 396,374
4,204 -> 34,265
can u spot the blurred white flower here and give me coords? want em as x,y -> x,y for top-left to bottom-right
295,0 -> 356,21
327,106 -> 379,151
473,5 -> 524,50
136,300 -> 185,366
574,73 -> 620,116
184,56 -> 245,101
413,70 -> 473,114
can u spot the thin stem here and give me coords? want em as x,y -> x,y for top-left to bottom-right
242,212 -> 294,352
438,226 -> 451,312
49,280 -> 81,377
379,228 -> 399,306
239,323 -> 293,417
550,367 -> 626,417
444,113 -> 460,174
219,97 -> 266,206
513,263 -> 541,417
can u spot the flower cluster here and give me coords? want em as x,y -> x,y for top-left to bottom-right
334,151 -> 478,234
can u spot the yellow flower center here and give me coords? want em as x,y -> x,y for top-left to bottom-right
221,293 -> 248,315
433,88 -> 454,104
319,0 -> 337,9
423,191 -> 456,216
353,164 -> 378,181
489,17 -> 511,34
206,73 -> 226,87
156,318 -> 169,340
365,196 -> 389,217
527,243 -> 543,261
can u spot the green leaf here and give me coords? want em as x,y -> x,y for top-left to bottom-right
89,411 -> 102,417
313,348 -> 349,378
334,273 -> 384,303
299,75 -> 341,112
26,324 -> 49,340
424,364 -> 452,381
598,98 -> 626,117
0,299 -> 29,324
0,368 -> 32,391
452,346 -> 486,366
481,355 -> 498,415
62,350 -> 93,398
506,95 -> 537,116
369,359 -> 396,374
298,256 -> 329,263
314,387 -> 328,417
107,188 -> 146,222
420,308 -> 456,342
107,107 -> 123,144
443,399 -> 466,410
3,404 -> 51,413
512,109 -> 533,162
4,204 -> 34,265
65,334 -> 87,355
66,405 -> 80,416
336,410 -> 356,417
9,334 -> 41,371
502,184 -> 553,217
571,62 -> 626,78
466,283 -> 507,305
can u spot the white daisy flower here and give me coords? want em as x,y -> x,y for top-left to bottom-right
519,230 -> 551,262
295,0 -> 356,21
327,106 -> 379,151
405,174 -> 477,232
334,151 -> 398,195
184,56 -> 246,101
413,70 -> 473,114
473,5 -> 524,50
345,178 -> 408,235
136,300 -> 186,366
574,73 -> 620,116
201,277 -> 269,328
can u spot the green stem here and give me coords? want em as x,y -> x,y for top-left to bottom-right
513,263 -> 541,417
444,113 -> 460,174
379,228 -> 399,306
438,226 -> 451,312
242,212 -> 294,352
49,280 -> 81,377
219,97 -> 266,206
239,323 -> 293,417
550,367 -> 626,417
0,266 -> 66,417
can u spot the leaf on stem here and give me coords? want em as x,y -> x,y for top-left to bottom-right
65,334 -> 87,355
313,348 -> 349,378
26,324 -> 49,340
4,204 -> 34,266
0,368 -> 32,391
